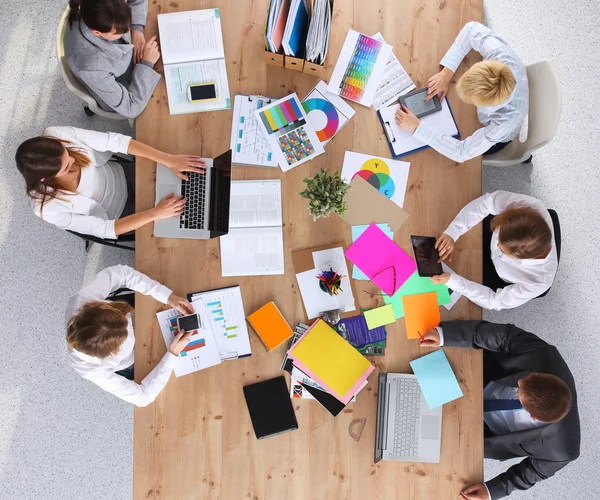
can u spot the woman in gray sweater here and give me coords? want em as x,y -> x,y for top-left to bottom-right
64,0 -> 160,118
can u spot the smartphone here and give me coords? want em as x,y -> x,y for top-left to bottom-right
187,83 -> 218,102
410,235 -> 443,277
177,313 -> 201,332
398,87 -> 442,118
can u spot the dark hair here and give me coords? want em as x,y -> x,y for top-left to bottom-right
15,136 -> 91,215
68,0 -> 132,34
67,301 -> 133,359
519,373 -> 572,423
491,207 -> 553,259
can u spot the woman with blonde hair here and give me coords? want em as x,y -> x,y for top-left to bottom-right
431,191 -> 558,311
395,22 -> 528,162
66,265 -> 194,406
15,126 -> 204,239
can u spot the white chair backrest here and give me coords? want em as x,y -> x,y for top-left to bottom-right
524,60 -> 562,151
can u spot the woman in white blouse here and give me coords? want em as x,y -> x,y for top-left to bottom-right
15,126 -> 205,239
66,265 -> 193,406
431,191 -> 558,311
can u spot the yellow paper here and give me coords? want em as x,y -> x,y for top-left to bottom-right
291,320 -> 372,397
364,304 -> 396,330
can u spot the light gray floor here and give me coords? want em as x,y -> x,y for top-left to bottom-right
0,1 -> 597,500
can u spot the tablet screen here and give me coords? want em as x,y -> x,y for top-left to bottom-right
411,236 -> 443,277
404,90 -> 437,116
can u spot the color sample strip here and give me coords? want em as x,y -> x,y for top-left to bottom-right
339,34 -> 383,102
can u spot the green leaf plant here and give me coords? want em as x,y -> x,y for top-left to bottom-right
299,168 -> 350,221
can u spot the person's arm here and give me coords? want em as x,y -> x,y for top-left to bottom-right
77,65 -> 160,119
44,209 -> 120,240
445,272 -> 548,311
485,457 -> 574,499
43,126 -> 132,157
443,191 -> 523,242
439,22 -> 499,72
128,0 -> 148,32
127,140 -> 206,180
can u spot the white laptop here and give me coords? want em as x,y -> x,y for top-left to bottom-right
375,372 -> 443,463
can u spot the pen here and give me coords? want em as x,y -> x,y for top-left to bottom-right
417,330 -> 425,343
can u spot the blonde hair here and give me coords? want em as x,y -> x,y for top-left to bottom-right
456,60 -> 515,106
67,301 -> 133,359
491,207 -> 552,259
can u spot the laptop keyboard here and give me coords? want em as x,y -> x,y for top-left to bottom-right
392,377 -> 421,457
179,172 -> 206,230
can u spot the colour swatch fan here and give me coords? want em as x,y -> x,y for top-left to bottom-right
302,81 -> 356,147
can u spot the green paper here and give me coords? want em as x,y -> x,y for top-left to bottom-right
383,271 -> 451,319
364,304 -> 396,329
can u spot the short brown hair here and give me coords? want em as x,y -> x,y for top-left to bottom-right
519,373 -> 572,422
491,207 -> 552,259
457,60 -> 515,107
68,0 -> 132,34
67,301 -> 133,359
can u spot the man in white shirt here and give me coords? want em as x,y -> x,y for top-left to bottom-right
421,320 -> 579,500
65,265 -> 194,406
395,22 -> 528,162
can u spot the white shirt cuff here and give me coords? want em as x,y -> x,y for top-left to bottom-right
155,286 -> 173,305
442,227 -> 462,243
435,326 -> 444,347
446,273 -> 461,291
484,483 -> 492,500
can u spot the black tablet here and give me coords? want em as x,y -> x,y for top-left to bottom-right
243,376 -> 298,439
410,235 -> 443,277
399,87 -> 442,118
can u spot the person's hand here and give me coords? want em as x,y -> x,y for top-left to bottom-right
169,329 -> 193,356
395,105 -> 420,133
430,272 -> 451,285
460,483 -> 489,500
153,192 -> 186,220
167,293 -> 194,315
420,328 -> 440,347
163,154 -> 206,181
436,233 -> 455,262
427,67 -> 454,101
131,29 -> 145,65
142,35 -> 161,65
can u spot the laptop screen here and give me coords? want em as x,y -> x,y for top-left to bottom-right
209,149 -> 232,235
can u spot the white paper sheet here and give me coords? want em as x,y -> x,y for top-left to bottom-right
371,32 -> 416,110
231,95 -> 279,167
229,180 -> 282,229
379,97 -> 459,158
189,286 -> 252,360
341,151 -> 411,208
220,227 -> 285,276
158,9 -> 224,65
442,263 -> 463,310
327,30 -> 392,107
164,60 -> 231,115
156,307 -> 221,377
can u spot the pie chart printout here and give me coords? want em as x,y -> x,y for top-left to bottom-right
352,158 -> 395,199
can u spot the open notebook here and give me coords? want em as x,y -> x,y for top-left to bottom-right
219,180 -> 285,276
158,9 -> 231,115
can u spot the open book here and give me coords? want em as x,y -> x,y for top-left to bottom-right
219,180 -> 285,276
158,9 -> 231,115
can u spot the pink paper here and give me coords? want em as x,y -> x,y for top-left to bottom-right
345,223 -> 416,295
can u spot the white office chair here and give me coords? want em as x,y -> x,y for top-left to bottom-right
56,7 -> 130,121
483,60 -> 562,167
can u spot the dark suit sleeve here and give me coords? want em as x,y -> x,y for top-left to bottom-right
440,320 -> 546,354
486,456 -> 573,499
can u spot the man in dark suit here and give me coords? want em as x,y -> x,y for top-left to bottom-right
420,321 -> 580,500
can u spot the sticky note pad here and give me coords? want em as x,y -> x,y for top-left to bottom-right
402,292 -> 440,339
364,305 -> 395,330
345,223 -> 416,296
410,350 -> 463,409
288,319 -> 374,404
247,301 -> 293,351
383,271 -> 452,319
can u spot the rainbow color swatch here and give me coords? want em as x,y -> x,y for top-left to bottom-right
339,34 -> 383,102
302,98 -> 339,142
259,97 -> 306,135
278,128 -> 316,164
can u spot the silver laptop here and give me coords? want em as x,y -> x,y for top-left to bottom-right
154,150 -> 231,240
375,372 -> 442,463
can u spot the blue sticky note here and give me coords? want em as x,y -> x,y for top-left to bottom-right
409,350 -> 463,409
351,224 -> 394,280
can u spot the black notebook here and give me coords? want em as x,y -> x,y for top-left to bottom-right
243,376 -> 298,439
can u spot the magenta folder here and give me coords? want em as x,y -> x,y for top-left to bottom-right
345,223 -> 417,296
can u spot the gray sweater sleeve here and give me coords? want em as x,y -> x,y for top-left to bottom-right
128,0 -> 148,29
77,64 -> 160,118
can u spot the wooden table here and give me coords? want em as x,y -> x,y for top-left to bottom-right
135,1 -> 483,498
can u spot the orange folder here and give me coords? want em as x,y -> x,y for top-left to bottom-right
247,301 -> 293,351
402,292 -> 440,339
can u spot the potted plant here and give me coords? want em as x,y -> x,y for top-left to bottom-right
299,168 -> 350,221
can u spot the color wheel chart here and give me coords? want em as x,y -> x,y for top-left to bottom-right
302,98 -> 339,143
352,158 -> 395,198
339,34 -> 383,102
